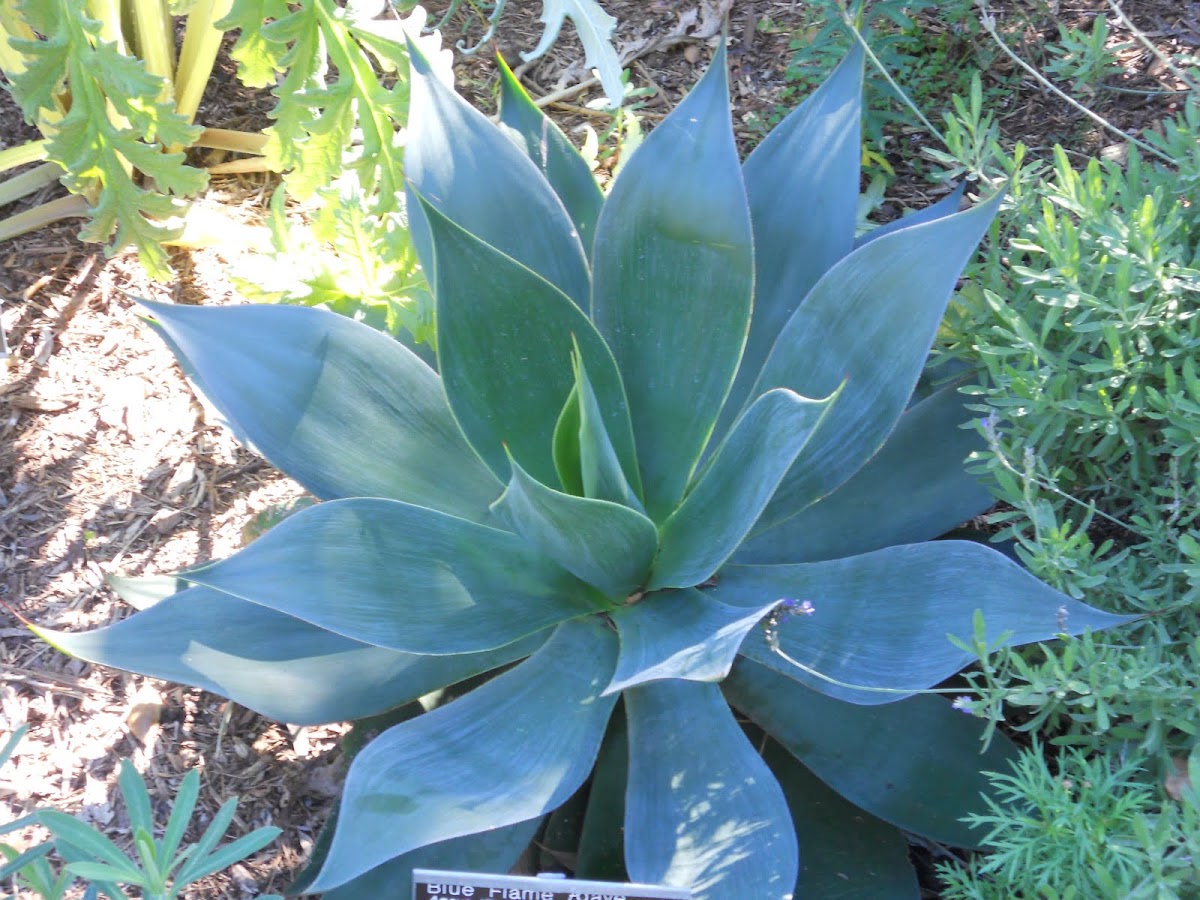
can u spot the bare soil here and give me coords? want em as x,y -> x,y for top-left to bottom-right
0,1 -> 1194,896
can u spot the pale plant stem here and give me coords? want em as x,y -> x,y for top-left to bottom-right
837,6 -> 948,146
1105,0 -> 1200,94
768,644 -> 979,699
976,0 -> 1176,165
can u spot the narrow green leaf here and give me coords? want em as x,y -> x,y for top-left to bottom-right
36,586 -> 544,726
552,385 -> 585,497
497,53 -> 603,255
763,740 -> 920,899
751,192 -> 1005,530
183,497 -> 598,654
576,705 -> 629,881
173,799 -> 237,885
160,769 -> 200,868
493,455 -> 657,600
175,826 -> 281,886
407,42 -> 590,307
717,45 -> 863,438
38,811 -> 136,874
308,619 -> 619,892
62,861 -> 146,886
650,388 -> 836,590
319,819 -> 543,899
605,589 -> 778,694
418,196 -> 637,489
591,44 -> 753,521
736,379 -> 993,564
0,725 -> 27,770
717,542 -> 1135,704
724,658 -> 1017,847
117,762 -> 154,837
140,300 -> 501,521
573,347 -> 643,508
624,680 -> 797,899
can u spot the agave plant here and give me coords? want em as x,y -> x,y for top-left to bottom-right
38,43 -> 1132,899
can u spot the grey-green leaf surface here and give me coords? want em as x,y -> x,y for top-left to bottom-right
763,741 -> 919,899
553,384 -> 585,496
421,196 -> 637,489
406,43 -> 590,307
493,456 -> 657,600
717,45 -> 863,439
576,706 -> 630,881
308,619 -> 619,892
139,300 -> 500,521
590,45 -> 753,521
750,192 -> 1005,531
497,54 -> 603,256
321,818 -> 543,899
717,542 -> 1134,704
736,380 -> 993,564
605,589 -> 779,694
725,658 -> 1017,847
650,388 -> 836,589
182,498 -> 598,655
35,586 -> 542,726
855,181 -> 966,248
624,680 -> 797,899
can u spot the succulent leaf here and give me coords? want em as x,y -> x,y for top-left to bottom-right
724,658 -> 1018,847
319,819 -> 543,899
736,379 -> 994,564
139,300 -> 500,520
650,387 -> 838,590
763,740 -> 920,898
717,45 -> 864,439
493,455 -> 657,600
855,181 -> 967,248
34,587 -> 543,726
406,42 -> 590,308
590,44 -> 753,521
751,191 -> 1006,530
572,347 -> 645,509
605,590 -> 779,694
308,618 -> 618,892
624,680 -> 798,899
181,498 -> 599,654
720,541 -> 1136,704
575,708 -> 630,881
497,53 -> 604,256
419,196 -> 637,489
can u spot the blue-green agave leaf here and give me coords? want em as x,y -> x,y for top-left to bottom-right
855,181 -> 966,248
138,300 -> 500,521
576,705 -> 630,881
590,44 -> 754,522
650,387 -> 837,590
319,818 -> 543,899
751,191 -> 1005,530
497,54 -> 604,256
34,587 -> 542,726
724,658 -> 1018,847
406,42 -> 590,307
419,195 -> 637,489
105,573 -> 191,610
307,619 -> 619,892
718,45 -> 863,437
493,454 -> 657,600
624,680 -> 797,899
574,347 -> 644,509
736,379 -> 993,564
763,741 -> 919,899
604,589 -> 779,694
718,542 -> 1135,704
181,498 -> 598,655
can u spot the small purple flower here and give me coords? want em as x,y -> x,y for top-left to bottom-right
778,598 -> 815,616
951,695 -> 974,714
